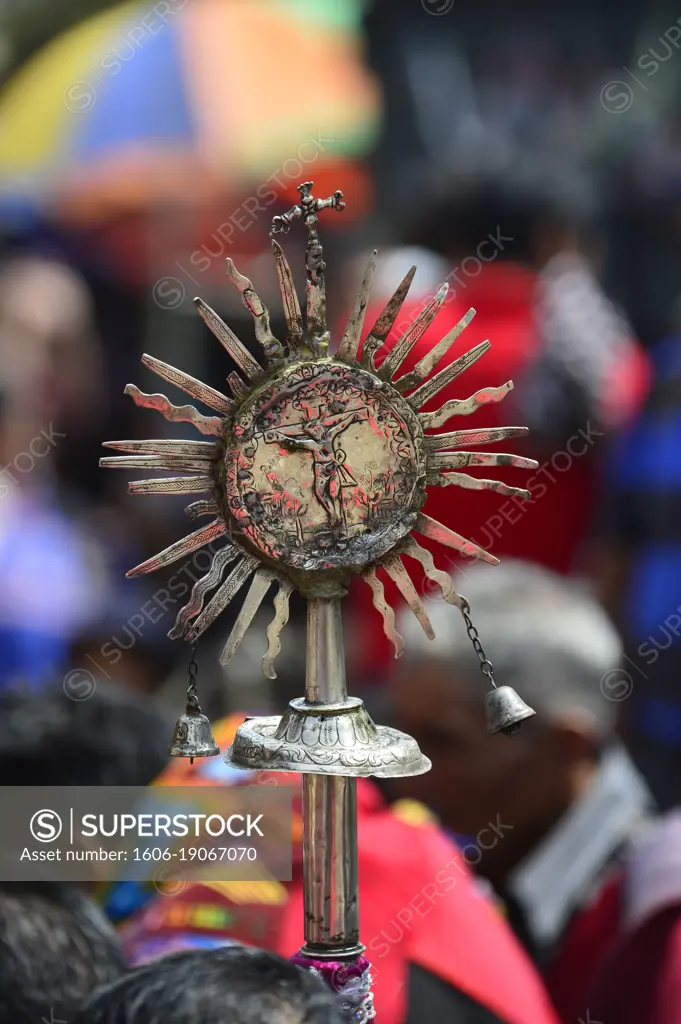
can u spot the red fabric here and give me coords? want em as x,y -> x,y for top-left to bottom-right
590,905 -> 681,1024
126,714 -> 558,1024
545,872 -> 623,1023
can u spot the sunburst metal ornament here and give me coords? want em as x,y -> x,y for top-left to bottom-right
101,181 -> 538,1019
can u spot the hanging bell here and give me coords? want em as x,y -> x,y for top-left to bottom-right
485,686 -> 536,736
169,692 -> 219,762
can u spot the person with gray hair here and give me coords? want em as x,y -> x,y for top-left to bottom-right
389,559 -> 653,1022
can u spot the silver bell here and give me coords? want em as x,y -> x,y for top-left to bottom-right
169,694 -> 219,762
485,685 -> 536,736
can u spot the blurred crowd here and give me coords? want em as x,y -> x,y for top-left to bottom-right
2,0 -> 681,1021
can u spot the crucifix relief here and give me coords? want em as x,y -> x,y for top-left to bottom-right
227,362 -> 424,573
265,404 -> 369,529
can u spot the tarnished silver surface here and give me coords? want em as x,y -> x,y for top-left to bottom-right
126,519 -> 226,578
361,265 -> 416,371
226,599 -> 430,779
142,353 -> 234,416
100,456 -> 214,473
168,545 -> 238,639
338,250 -> 377,365
103,438 -> 217,456
124,385 -> 223,436
194,297 -> 264,381
184,499 -> 221,519
227,370 -> 249,401
417,381 -> 514,428
428,451 -> 538,471
426,471 -> 531,500
362,567 -> 405,658
486,685 -> 536,735
400,536 -> 463,608
303,773 -> 359,949
406,340 -> 492,409
383,553 -> 435,639
227,708 -> 429,777
378,281 -> 448,382
225,257 -> 286,366
415,511 -> 499,565
272,238 -> 305,351
272,181 -> 344,355
128,475 -> 214,495
262,579 -> 294,680
223,360 -> 427,577
393,307 -> 476,393
220,568 -> 275,666
424,426 -> 529,452
169,709 -> 220,759
184,554 -> 260,641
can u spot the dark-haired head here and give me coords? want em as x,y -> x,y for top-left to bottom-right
0,882 -> 127,1024
74,946 -> 344,1024
0,681 -> 171,787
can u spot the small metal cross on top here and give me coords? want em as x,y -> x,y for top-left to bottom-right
271,181 -> 346,351
271,181 -> 345,237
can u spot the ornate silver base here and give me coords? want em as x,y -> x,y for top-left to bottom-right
225,696 -> 431,778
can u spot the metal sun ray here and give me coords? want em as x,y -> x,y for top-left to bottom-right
184,554 -> 260,642
185,499 -> 221,520
142,354 -> 233,416
262,580 -> 294,680
338,250 -> 377,364
225,258 -> 286,366
169,545 -> 239,640
361,264 -> 416,371
272,239 -> 304,354
418,382 -> 514,429
128,475 -> 214,495
393,307 -> 476,393
407,340 -> 492,409
362,566 -> 405,658
194,297 -> 264,381
124,385 -> 223,437
382,554 -> 435,640
220,569 -> 276,667
377,281 -> 449,382
126,519 -> 227,579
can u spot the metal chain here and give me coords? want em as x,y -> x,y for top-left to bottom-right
186,640 -> 201,711
460,599 -> 496,688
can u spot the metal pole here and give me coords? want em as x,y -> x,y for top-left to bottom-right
300,598 -> 361,957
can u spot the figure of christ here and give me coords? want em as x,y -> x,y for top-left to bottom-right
265,405 -> 369,528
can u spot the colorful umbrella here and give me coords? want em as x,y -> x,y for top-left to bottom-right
0,0 -> 380,223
